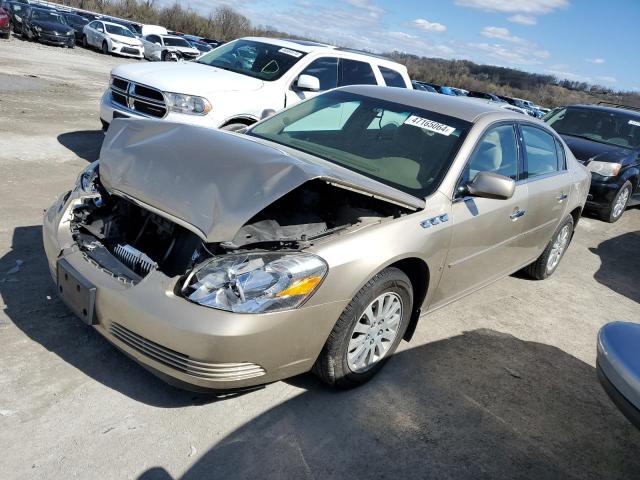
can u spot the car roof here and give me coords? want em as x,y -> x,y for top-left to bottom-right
101,20 -> 130,27
566,103 -> 640,118
340,85 -> 526,123
241,37 -> 402,67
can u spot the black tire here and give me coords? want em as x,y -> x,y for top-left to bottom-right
600,181 -> 632,223
220,122 -> 249,133
313,267 -> 413,388
101,41 -> 109,55
82,35 -> 88,48
523,215 -> 574,280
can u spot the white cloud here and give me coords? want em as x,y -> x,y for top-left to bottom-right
455,0 -> 569,15
508,14 -> 537,25
411,18 -> 447,33
596,75 -> 616,84
586,58 -> 605,64
344,0 -> 384,17
471,42 -> 549,65
481,26 -> 527,44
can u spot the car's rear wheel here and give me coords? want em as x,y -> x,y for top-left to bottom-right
600,181 -> 632,223
101,41 -> 109,55
313,267 -> 413,388
523,215 -> 574,280
82,34 -> 88,48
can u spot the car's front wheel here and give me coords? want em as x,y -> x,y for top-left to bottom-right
313,267 -> 413,388
601,181 -> 632,223
523,215 -> 574,280
101,41 -> 109,55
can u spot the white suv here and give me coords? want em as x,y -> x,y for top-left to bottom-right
99,37 -> 412,131
82,20 -> 143,58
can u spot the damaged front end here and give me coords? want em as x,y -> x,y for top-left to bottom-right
68,163 -> 410,313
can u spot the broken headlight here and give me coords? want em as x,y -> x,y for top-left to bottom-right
74,161 -> 100,195
164,92 -> 212,115
183,252 -> 327,313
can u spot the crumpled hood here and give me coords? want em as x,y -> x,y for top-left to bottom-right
110,62 -> 263,94
561,134 -> 636,164
99,119 -> 424,242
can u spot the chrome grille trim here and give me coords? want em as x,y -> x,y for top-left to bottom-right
109,322 -> 266,381
110,76 -> 168,118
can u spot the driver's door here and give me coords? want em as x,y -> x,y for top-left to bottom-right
285,56 -> 338,108
431,123 -> 529,307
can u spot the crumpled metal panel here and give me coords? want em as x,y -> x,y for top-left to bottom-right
99,118 -> 424,242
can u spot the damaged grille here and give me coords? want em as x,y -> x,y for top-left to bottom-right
109,322 -> 266,381
110,76 -> 168,118
114,244 -> 158,276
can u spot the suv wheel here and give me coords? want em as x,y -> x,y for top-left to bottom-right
313,267 -> 413,388
101,41 -> 109,55
523,215 -> 574,280
601,181 -> 632,223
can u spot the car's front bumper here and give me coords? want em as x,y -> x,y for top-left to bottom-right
584,174 -> 623,211
111,43 -> 143,58
37,33 -> 75,46
43,194 -> 346,391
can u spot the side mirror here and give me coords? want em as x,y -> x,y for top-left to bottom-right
260,109 -> 275,120
467,171 -> 515,200
295,74 -> 320,92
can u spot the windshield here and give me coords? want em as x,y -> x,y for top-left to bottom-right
196,39 -> 306,81
32,10 -> 66,24
65,14 -> 87,26
105,23 -> 135,37
546,107 -> 640,149
248,91 -> 471,198
163,36 -> 190,47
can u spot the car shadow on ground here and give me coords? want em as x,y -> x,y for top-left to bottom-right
57,130 -> 104,162
138,328 -> 640,480
1,225 -> 252,407
589,230 -> 640,304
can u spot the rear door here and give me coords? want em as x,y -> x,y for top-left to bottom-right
433,123 -> 528,307
517,123 -> 571,262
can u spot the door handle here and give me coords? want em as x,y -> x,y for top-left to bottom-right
556,193 -> 568,201
510,209 -> 526,220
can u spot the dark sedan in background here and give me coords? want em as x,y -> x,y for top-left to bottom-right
545,102 -> 640,222
22,7 -> 75,47
62,12 -> 88,42
5,1 -> 28,35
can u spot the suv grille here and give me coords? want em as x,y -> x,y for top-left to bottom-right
108,322 -> 266,382
110,76 -> 168,118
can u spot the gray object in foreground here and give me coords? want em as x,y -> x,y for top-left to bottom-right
597,321 -> 640,428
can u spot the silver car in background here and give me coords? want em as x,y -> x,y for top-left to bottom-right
43,86 -> 589,391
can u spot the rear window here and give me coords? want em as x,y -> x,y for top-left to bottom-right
379,66 -> 407,88
339,59 -> 377,87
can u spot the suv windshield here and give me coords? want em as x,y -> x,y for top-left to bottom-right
163,36 -> 190,47
249,90 -> 470,198
32,10 -> 66,24
196,39 -> 306,81
546,106 -> 640,149
105,23 -> 134,37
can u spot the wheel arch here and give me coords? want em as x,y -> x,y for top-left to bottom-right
569,205 -> 582,228
386,257 -> 430,342
220,116 -> 259,129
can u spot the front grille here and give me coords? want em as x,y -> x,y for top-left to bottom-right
110,76 -> 167,118
109,322 -> 266,381
121,47 -> 140,55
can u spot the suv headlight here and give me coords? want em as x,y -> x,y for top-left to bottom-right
182,252 -> 328,313
587,160 -> 622,177
164,92 -> 212,115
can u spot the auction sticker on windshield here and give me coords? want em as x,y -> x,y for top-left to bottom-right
404,115 -> 456,136
279,48 -> 303,58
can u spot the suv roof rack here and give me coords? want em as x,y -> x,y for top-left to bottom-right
334,47 -> 391,61
597,101 -> 640,113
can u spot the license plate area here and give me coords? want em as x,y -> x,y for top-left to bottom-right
57,259 -> 97,325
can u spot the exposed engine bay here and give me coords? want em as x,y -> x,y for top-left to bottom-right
70,179 -> 409,283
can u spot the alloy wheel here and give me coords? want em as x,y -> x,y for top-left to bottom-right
612,187 -> 630,219
547,224 -> 571,272
347,292 -> 403,373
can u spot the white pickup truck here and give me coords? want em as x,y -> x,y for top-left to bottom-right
100,37 -> 412,131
